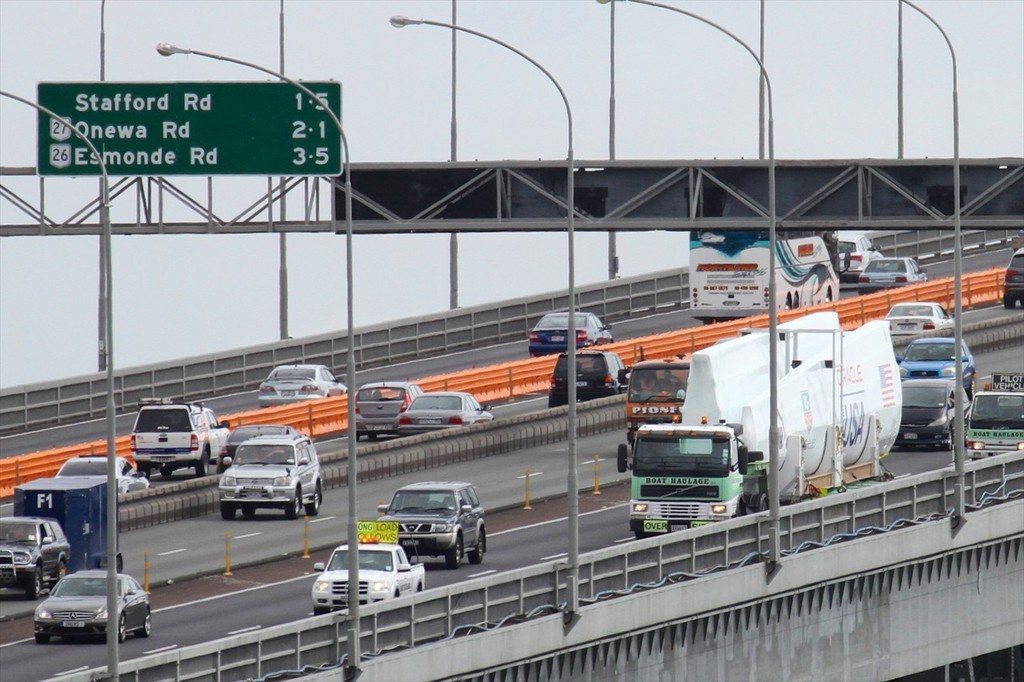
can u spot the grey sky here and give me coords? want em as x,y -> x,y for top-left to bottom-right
1,0 -> 1022,388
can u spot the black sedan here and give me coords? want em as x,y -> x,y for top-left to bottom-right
894,378 -> 969,450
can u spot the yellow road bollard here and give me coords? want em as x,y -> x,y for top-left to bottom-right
303,516 -> 311,559
143,551 -> 150,593
593,455 -> 601,495
224,532 -> 232,576
524,469 -> 532,510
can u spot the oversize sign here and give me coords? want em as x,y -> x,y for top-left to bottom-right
37,81 -> 342,176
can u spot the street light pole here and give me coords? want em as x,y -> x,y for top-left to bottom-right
389,15 -> 582,621
898,0 -> 964,524
601,0 -> 782,568
2,88 -> 119,679
155,42 -> 361,678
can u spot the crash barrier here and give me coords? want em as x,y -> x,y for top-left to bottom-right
2,228 -> 1017,436
0,267 -> 1011,498
55,453 -> 1024,682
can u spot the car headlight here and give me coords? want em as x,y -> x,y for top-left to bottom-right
313,580 -> 330,592
12,551 -> 32,565
1017,442 -> 1024,451
711,504 -> 727,514
632,503 -> 649,513
95,607 -> 107,620
929,416 -> 948,427
221,476 -> 236,486
273,476 -> 291,486
899,367 -> 909,377
431,523 -> 454,532
940,366 -> 955,376
370,581 -> 389,593
969,441 -> 984,450
35,606 -> 51,619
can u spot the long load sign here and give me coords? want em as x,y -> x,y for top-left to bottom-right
37,81 -> 342,176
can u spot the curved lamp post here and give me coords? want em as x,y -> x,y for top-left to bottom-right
154,43 -> 362,676
389,15 -> 582,621
599,0 -> 782,568
1,89 -> 119,678
898,0 -> 964,522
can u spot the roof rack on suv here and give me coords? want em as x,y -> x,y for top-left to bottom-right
138,397 -> 175,406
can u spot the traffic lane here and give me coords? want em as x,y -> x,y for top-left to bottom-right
0,492 -> 633,680
1,245 -> 1012,458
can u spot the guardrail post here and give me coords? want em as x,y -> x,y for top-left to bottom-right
524,469 -> 532,510
593,455 -> 601,495
14,461 -> 19,487
308,405 -> 314,437
143,551 -> 150,592
508,367 -> 515,401
224,532 -> 233,576
859,298 -> 866,325
303,516 -> 311,559
966,276 -> 973,306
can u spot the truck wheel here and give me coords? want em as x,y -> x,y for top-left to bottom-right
34,633 -> 50,644
758,495 -> 770,513
160,465 -> 175,478
138,608 -> 152,638
138,463 -> 152,478
445,535 -> 463,569
117,613 -> 127,643
241,505 -> 257,519
285,487 -> 302,519
304,482 -> 322,517
617,444 -> 629,473
468,528 -> 486,565
634,530 -> 648,541
1005,295 -> 1015,309
313,606 -> 330,616
25,565 -> 43,599
220,502 -> 237,520
195,450 -> 209,478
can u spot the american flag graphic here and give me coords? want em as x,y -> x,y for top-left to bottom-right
878,364 -> 896,408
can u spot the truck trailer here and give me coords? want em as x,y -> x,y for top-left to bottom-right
617,315 -> 901,538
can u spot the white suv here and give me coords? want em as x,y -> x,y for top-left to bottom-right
219,434 -> 323,520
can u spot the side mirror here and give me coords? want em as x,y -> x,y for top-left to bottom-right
299,456 -> 310,465
747,450 -> 765,463
460,504 -> 472,514
895,355 -> 904,364
220,420 -> 230,429
397,563 -> 412,572
41,536 -> 54,546
376,503 -> 388,515
313,562 -> 326,572
738,445 -> 750,475
676,388 -> 687,401
222,456 -> 233,468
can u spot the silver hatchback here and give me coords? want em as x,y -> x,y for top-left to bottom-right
355,381 -> 425,441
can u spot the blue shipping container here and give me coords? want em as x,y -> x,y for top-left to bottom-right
14,478 -> 117,573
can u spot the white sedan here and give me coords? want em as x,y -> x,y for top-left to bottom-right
885,302 -> 955,337
55,456 -> 151,496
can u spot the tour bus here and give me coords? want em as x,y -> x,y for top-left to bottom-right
689,230 -> 839,322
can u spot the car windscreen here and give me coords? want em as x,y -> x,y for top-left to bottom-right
388,490 -> 457,513
632,435 -> 729,477
629,367 -> 689,401
0,522 -> 38,543
326,550 -> 395,572
268,368 -> 316,381
865,260 -> 905,273
902,386 -> 948,408
888,305 -> 933,318
52,577 -> 107,597
904,343 -> 956,362
234,444 -> 296,465
357,386 -> 405,401
410,396 -> 461,410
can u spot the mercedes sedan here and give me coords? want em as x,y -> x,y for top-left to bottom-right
258,364 -> 347,408
396,392 -> 493,436
34,570 -> 151,643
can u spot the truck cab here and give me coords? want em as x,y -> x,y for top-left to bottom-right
966,373 -> 1024,459
622,358 -> 690,445
617,422 -> 752,539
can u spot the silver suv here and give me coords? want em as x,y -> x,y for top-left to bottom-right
219,434 -> 323,520
377,481 -> 485,569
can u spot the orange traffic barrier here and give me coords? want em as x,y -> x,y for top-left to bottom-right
0,269 -> 1005,498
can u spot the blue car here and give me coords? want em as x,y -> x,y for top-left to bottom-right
897,337 -> 976,398
528,312 -> 613,357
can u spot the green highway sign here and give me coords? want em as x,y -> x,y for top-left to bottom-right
37,81 -> 342,176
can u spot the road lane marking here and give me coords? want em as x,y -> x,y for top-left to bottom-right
234,532 -> 262,540
157,548 -> 187,556
54,667 -> 88,676
228,625 -> 262,635
540,553 -> 567,561
517,471 -> 543,479
143,645 -> 179,655
614,537 -> 635,543
491,503 -> 629,536
309,516 -> 336,524
467,570 -> 497,578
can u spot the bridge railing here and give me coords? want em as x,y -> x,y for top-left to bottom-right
1,228 -> 1015,435
62,452 -> 1024,682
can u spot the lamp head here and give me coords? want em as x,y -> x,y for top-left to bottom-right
595,0 -> 615,4
155,43 -> 185,57
389,15 -> 416,28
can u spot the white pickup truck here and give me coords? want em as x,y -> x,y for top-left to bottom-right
311,543 -> 424,615
130,399 -> 230,479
